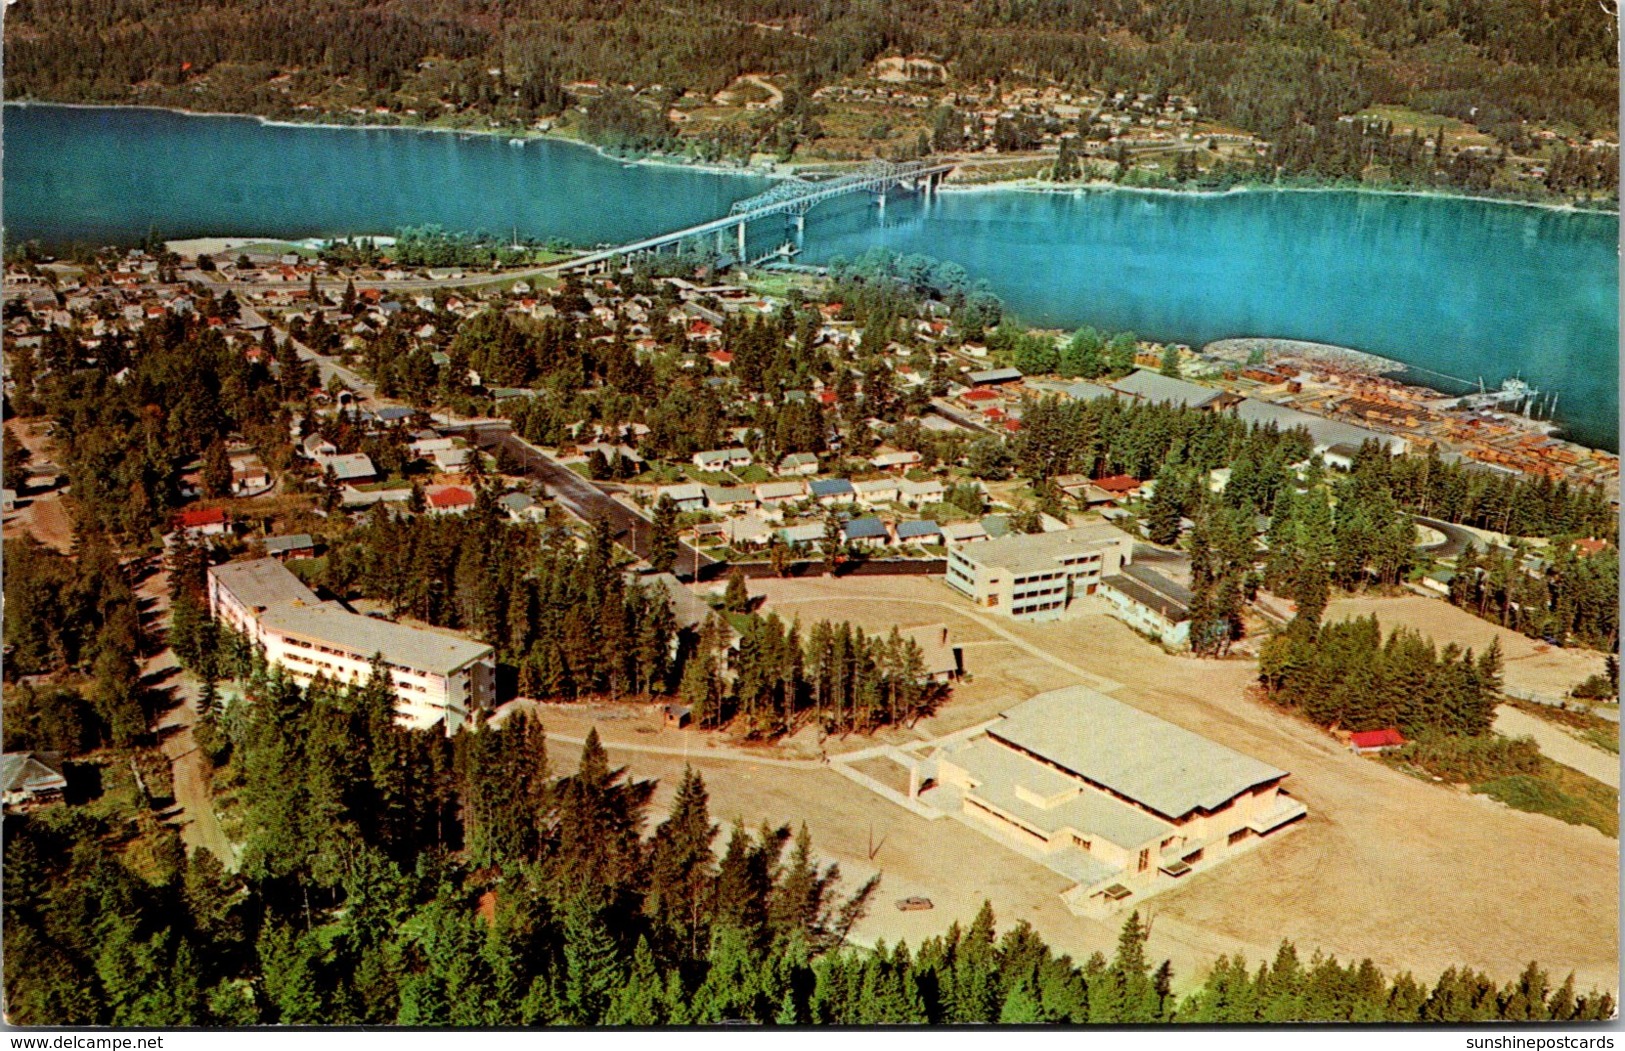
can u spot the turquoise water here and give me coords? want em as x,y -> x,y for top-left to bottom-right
5,103 -> 1618,450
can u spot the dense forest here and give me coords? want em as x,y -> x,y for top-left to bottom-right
4,658 -> 1615,1025
1260,614 -> 1503,737
5,0 -> 1616,168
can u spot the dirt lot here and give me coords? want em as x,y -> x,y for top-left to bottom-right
543,575 -> 1620,993
1326,594 -> 1607,699
3,416 -> 75,552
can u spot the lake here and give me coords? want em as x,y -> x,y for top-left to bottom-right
5,102 -> 1618,450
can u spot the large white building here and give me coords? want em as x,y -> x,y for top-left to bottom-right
923,686 -> 1306,914
207,558 -> 494,733
944,523 -> 1133,620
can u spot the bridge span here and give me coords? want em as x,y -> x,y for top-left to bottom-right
550,158 -> 956,274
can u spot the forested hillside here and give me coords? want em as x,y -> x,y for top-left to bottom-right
3,663 -> 1616,1024
5,0 -> 1616,145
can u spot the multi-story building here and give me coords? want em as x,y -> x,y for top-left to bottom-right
944,523 -> 1133,620
207,558 -> 494,733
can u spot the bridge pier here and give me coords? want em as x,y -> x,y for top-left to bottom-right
737,220 -> 747,258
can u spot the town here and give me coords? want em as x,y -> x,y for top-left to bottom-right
2,233 -> 1618,1024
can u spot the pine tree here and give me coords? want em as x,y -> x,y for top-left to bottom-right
562,897 -> 622,1025
649,495 -> 679,574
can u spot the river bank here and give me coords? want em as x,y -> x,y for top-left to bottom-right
932,172 -> 1620,215
10,99 -> 1616,215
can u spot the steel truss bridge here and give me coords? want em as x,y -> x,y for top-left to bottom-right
551,159 -> 956,274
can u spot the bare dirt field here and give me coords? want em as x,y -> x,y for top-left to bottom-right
4,417 -> 76,552
537,575 -> 1620,993
1326,594 -> 1607,699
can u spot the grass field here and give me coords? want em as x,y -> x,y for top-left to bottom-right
1475,762 -> 1619,838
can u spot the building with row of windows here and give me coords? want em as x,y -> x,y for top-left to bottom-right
207,558 -> 494,733
943,523 -> 1134,620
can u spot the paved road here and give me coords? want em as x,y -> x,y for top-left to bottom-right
470,427 -> 720,581
1494,704 -> 1620,788
277,327 -> 378,400
1413,514 -> 1482,559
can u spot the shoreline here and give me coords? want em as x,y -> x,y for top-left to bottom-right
10,99 -> 1617,216
4,99 -> 784,183
933,174 -> 1620,216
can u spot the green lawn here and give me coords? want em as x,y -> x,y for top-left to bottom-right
1474,760 -> 1618,838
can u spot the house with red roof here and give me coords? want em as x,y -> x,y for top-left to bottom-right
1348,728 -> 1407,755
173,507 -> 230,537
428,486 -> 476,516
1093,474 -> 1143,497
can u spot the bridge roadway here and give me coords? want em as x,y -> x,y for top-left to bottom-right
549,159 -> 957,274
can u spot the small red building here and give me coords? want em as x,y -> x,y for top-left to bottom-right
1348,728 -> 1407,755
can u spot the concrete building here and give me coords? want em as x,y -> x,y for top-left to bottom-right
1099,563 -> 1193,649
944,523 -> 1132,620
207,558 -> 494,733
923,686 -> 1305,914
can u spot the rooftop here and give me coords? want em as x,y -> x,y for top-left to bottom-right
259,602 -> 493,676
953,522 -> 1126,576
1232,398 -> 1404,454
263,534 -> 315,556
947,735 -> 1173,850
211,557 -> 320,612
988,686 -> 1288,820
1111,369 -> 1225,409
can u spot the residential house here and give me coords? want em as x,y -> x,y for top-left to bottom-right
703,486 -> 758,514
174,508 -> 231,538
320,452 -> 378,485
692,447 -> 753,471
1,752 -> 67,809
942,521 -> 989,545
498,492 -> 547,524
262,534 -> 316,561
853,478 -> 900,507
301,434 -> 339,460
809,478 -> 856,505
777,453 -> 820,476
778,522 -> 826,548
428,486 -> 476,515
895,519 -> 944,546
871,450 -> 923,472
754,480 -> 806,513
724,512 -> 774,547
897,478 -> 945,507
654,483 -> 707,513
842,516 -> 891,549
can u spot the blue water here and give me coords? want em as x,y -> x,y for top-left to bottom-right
5,102 -> 1618,450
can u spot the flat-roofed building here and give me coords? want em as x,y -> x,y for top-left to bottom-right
1099,563 -> 1193,648
1231,398 -> 1407,455
924,686 -> 1305,913
944,523 -> 1132,620
207,558 -> 494,733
